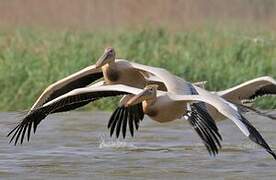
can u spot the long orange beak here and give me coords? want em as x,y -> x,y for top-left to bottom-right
95,52 -> 109,68
125,90 -> 149,107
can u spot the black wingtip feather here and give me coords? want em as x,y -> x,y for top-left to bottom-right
110,108 -> 122,137
108,103 -> 145,139
14,125 -> 24,145
189,117 -> 216,156
122,108 -> 128,138
7,108 -> 47,145
194,112 -> 222,148
128,107 -> 134,137
27,121 -> 32,142
240,114 -> 276,160
9,124 -> 22,144
187,103 -> 222,156
7,123 -> 20,137
108,108 -> 119,128
20,124 -> 28,144
115,107 -> 125,138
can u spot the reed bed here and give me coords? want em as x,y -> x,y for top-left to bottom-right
0,28 -> 275,111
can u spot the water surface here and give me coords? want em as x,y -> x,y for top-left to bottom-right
1,111 -> 276,179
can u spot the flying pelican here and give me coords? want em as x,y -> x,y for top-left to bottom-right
8,67 -> 276,158
17,48 -> 217,144
28,48 -> 152,112
114,62 -> 276,159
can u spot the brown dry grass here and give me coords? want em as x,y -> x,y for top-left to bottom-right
0,0 -> 276,30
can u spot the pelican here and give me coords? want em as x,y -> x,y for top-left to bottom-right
29,48 -> 153,112
114,63 -> 276,158
8,64 -> 276,159
16,47 -> 219,151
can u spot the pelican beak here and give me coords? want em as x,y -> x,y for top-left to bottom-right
95,52 -> 109,68
125,90 -> 149,107
95,48 -> 115,68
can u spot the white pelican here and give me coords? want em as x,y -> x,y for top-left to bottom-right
8,66 -> 276,159
29,48 -> 154,112
116,62 -> 276,158
15,48 -> 219,153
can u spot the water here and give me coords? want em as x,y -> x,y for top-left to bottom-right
1,111 -> 276,180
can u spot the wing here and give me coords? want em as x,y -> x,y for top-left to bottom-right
51,81 -> 106,113
217,76 -> 276,103
118,59 -> 205,96
7,84 -> 143,145
185,102 -> 222,156
107,103 -> 144,138
117,59 -> 191,95
169,93 -> 276,159
30,64 -> 103,111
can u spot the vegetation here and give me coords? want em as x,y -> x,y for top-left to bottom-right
0,28 -> 275,111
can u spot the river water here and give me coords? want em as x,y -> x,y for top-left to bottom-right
0,111 -> 276,180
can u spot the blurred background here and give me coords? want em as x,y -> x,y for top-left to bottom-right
0,0 -> 275,111
1,0 -> 276,30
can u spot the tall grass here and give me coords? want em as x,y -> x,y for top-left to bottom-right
0,28 -> 275,111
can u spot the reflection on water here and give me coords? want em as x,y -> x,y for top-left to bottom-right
1,111 -> 276,179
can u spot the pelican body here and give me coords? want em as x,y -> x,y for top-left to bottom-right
101,61 -> 146,88
143,95 -> 185,123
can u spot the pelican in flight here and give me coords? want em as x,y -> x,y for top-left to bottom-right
13,47 -> 218,150
9,51 -> 221,155
8,62 -> 276,159
28,48 -> 154,112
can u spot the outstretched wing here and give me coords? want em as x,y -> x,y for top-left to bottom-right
218,76 -> 276,104
169,91 -> 276,159
30,65 -> 103,111
7,84 -> 143,145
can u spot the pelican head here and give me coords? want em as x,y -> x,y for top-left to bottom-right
125,84 -> 158,107
95,48 -> 116,68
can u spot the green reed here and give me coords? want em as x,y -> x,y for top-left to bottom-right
0,28 -> 275,111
